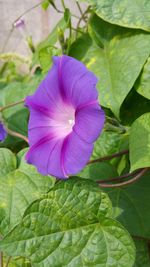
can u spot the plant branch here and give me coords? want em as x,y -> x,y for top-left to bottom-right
97,169 -> 140,184
61,0 -> 66,10
4,125 -> 28,143
88,149 -> 129,164
76,6 -> 90,35
5,257 -> 11,267
0,99 -> 25,112
76,1 -> 84,17
132,235 -> 150,243
0,252 -> 3,267
98,168 -> 148,188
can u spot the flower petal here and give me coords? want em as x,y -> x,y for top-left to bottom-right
62,131 -> 93,175
0,123 -> 7,142
25,60 -> 61,111
74,103 -> 105,143
26,135 -> 64,177
53,55 -> 98,107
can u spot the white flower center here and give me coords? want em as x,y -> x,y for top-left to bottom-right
68,119 -> 75,126
49,104 -> 75,138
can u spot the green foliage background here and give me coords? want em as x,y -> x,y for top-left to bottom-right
0,0 -> 150,266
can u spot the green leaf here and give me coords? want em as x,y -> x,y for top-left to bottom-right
0,178 -> 135,267
91,129 -> 128,160
78,162 -> 118,181
134,239 -> 150,267
64,8 -> 71,28
38,46 -> 60,72
120,89 -> 150,125
129,113 -> 150,171
0,75 -> 43,150
0,148 -> 55,235
4,257 -> 31,267
69,16 -> 150,116
135,56 -> 150,100
41,0 -> 50,10
33,18 -> 67,68
84,0 -> 150,32
0,148 -> 16,176
104,171 -> 150,239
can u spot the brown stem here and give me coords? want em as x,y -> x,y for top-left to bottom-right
4,126 -> 28,143
76,7 -> 90,36
5,257 -> 11,267
88,149 -> 129,165
0,252 -> 3,267
0,99 -> 25,112
97,169 -> 140,184
133,235 -> 150,243
76,1 -> 84,18
98,168 -> 148,188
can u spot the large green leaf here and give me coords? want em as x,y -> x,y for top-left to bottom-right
77,165 -> 150,239
0,178 -> 135,267
69,16 -> 150,116
4,257 -> 31,267
78,162 -> 118,181
0,75 -> 43,150
135,56 -> 150,100
129,113 -> 150,171
84,0 -> 150,32
120,89 -> 150,125
105,171 -> 150,239
134,239 -> 150,267
91,129 -> 128,160
0,148 -> 55,235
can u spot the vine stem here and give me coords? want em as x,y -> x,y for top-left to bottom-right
76,6 -> 90,36
5,257 -> 11,267
88,149 -> 129,164
97,169 -> 140,183
0,252 -> 3,267
4,125 -> 28,143
61,0 -> 66,10
98,168 -> 148,188
0,99 -> 25,112
76,1 -> 83,15
132,235 -> 150,243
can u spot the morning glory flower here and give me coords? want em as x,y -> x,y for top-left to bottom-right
25,55 -> 105,178
0,122 -> 7,142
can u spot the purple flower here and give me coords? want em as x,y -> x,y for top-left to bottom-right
0,122 -> 7,142
25,56 -> 105,178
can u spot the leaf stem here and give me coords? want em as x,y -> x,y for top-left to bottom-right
132,235 -> 150,243
0,251 -> 3,267
0,99 -> 25,112
88,149 -> 129,164
76,1 -> 84,16
4,125 -> 28,143
98,168 -> 148,188
61,0 -> 66,10
5,257 -> 11,267
76,6 -> 90,37
97,169 -> 140,183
